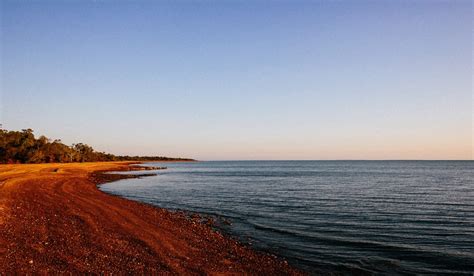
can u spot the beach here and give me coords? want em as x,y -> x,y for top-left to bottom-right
0,162 -> 300,274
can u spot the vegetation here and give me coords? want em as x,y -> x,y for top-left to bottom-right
0,128 -> 194,164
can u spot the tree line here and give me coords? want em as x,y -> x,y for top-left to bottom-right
0,128 -> 194,164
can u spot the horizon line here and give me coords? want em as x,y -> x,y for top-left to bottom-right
150,159 -> 474,162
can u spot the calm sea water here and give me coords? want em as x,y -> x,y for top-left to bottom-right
101,161 -> 474,275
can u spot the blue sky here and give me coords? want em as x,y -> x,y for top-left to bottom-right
1,1 -> 472,160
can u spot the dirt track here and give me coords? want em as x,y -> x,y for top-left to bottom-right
0,162 -> 301,274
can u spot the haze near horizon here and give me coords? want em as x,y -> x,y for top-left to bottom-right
1,1 -> 472,160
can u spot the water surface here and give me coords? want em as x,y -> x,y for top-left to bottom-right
101,161 -> 474,274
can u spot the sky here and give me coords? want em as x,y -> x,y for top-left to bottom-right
1,0 -> 472,160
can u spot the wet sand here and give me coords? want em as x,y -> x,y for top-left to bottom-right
0,162 -> 301,274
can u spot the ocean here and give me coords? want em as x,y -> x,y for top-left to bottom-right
100,161 -> 474,275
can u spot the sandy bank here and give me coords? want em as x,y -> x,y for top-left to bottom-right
0,162 -> 301,274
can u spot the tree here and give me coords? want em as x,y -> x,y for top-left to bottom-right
0,128 -> 194,164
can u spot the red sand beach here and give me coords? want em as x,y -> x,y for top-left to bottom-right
0,162 -> 301,274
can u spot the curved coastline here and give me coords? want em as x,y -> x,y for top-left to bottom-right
0,161 -> 301,274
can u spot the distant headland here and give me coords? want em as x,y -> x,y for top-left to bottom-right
0,128 -> 195,164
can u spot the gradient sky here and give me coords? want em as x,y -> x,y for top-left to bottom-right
1,1 -> 472,160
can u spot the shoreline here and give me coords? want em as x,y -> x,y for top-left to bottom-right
0,161 -> 301,274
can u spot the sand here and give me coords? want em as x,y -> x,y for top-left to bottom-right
0,162 -> 301,274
